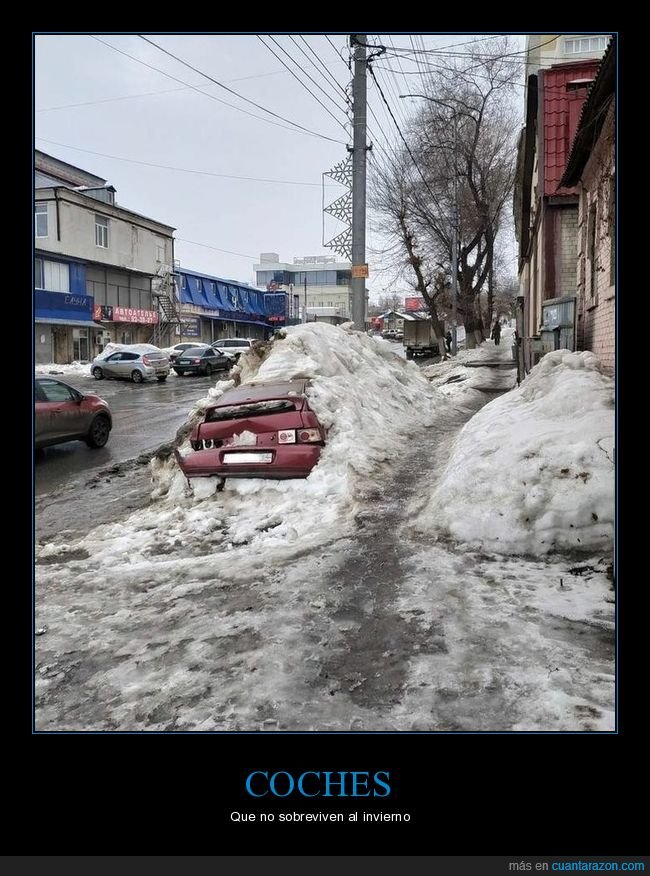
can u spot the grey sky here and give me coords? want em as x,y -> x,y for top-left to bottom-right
35,33 -> 525,296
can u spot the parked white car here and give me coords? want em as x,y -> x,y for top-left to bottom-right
210,338 -> 259,361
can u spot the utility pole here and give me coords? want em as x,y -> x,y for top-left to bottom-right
304,274 -> 308,323
350,34 -> 368,332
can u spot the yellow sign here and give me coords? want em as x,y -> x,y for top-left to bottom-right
351,264 -> 369,278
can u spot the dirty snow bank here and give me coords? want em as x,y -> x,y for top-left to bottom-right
35,361 -> 91,376
49,323 -> 446,564
416,350 -> 614,555
153,322 -> 446,548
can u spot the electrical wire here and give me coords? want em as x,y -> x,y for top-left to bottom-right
35,138 -> 343,187
36,69 -> 288,113
140,34 -> 347,141
257,35 -> 350,135
89,35 -> 344,143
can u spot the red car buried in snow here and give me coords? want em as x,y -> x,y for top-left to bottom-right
176,379 -> 326,479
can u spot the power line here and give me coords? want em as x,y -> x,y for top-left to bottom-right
175,238 -> 256,260
325,35 -> 349,69
367,62 -> 454,224
299,35 -> 351,102
287,34 -> 351,114
138,34 -> 347,143
382,34 -> 562,60
89,35 -> 343,143
257,35 -> 350,136
35,138 -> 343,187
36,70 -> 288,113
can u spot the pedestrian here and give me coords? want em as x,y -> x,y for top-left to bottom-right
491,320 -> 502,346
445,330 -> 452,353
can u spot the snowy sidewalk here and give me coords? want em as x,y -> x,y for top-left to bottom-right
34,325 -> 614,732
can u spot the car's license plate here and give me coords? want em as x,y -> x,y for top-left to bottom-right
179,359 -> 190,364
223,452 -> 273,464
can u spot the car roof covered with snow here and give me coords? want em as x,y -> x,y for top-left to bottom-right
210,380 -> 309,408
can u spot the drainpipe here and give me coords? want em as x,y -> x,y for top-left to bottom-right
54,188 -> 61,241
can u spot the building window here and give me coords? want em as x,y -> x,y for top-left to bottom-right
35,203 -> 48,238
95,215 -> 109,248
35,258 -> 70,293
587,203 -> 597,299
564,36 -> 608,54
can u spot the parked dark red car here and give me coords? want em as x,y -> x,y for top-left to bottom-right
35,377 -> 112,449
176,379 -> 325,479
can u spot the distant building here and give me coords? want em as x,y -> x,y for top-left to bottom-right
175,268 -> 271,343
34,150 -> 175,364
254,252 -> 354,321
513,35 -> 610,378
560,40 -> 615,374
525,34 -> 611,79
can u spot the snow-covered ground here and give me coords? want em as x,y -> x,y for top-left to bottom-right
35,325 -> 615,731
418,346 -> 614,556
35,361 -> 92,376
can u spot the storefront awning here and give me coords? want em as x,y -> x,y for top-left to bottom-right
35,318 -> 105,329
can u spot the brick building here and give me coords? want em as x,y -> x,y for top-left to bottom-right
513,38 -> 609,377
561,40 -> 615,375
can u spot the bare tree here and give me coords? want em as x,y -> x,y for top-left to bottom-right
370,150 -> 450,358
376,292 -> 405,313
374,37 -> 519,349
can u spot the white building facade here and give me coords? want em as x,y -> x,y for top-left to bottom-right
35,151 -> 175,364
253,253 -> 353,322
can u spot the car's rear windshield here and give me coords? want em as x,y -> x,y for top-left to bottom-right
145,352 -> 167,360
205,399 -> 297,422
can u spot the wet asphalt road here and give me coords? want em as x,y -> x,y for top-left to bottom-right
35,371 -> 217,497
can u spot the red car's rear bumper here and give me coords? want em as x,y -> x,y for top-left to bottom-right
176,444 -> 321,479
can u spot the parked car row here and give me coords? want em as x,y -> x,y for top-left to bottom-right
382,330 -> 404,341
164,338 -> 259,364
87,338 -> 260,384
35,340 -> 317,477
35,372 -> 327,481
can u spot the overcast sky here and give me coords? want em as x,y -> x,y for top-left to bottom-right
35,33 -> 526,298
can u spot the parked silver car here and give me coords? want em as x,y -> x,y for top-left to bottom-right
210,338 -> 259,361
91,345 -> 170,383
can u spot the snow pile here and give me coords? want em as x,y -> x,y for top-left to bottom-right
35,361 -> 91,376
416,350 -> 614,555
73,323 -> 445,562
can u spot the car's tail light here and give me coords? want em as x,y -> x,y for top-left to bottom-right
193,358 -> 201,364
297,429 -> 322,443
278,429 -> 296,444
142,356 -> 151,365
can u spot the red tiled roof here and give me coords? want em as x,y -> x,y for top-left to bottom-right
542,60 -> 601,195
